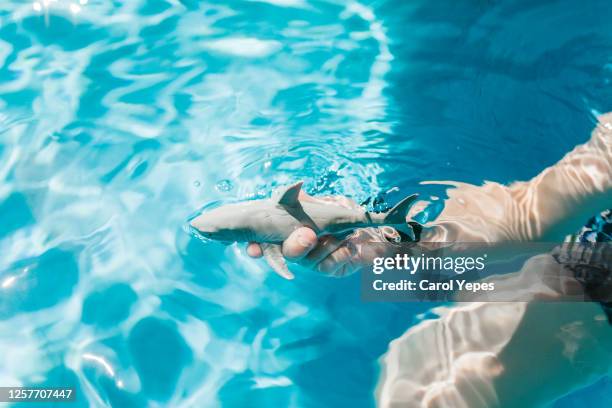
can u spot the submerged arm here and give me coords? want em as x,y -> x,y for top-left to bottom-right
424,113 -> 612,242
248,113 -> 612,275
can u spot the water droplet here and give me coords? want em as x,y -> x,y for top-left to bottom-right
215,179 -> 233,192
193,180 -> 201,187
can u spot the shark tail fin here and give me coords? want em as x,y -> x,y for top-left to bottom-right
384,194 -> 419,224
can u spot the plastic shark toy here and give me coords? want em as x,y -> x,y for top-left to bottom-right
190,181 -> 419,279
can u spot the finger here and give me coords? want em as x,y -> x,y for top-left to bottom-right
317,246 -> 353,275
302,235 -> 345,266
246,242 -> 263,258
329,262 -> 352,278
282,227 -> 317,260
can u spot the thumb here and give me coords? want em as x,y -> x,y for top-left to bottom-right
282,227 -> 317,259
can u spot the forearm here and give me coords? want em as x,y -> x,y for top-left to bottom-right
420,114 -> 612,243
513,114 -> 612,241
377,253 -> 612,408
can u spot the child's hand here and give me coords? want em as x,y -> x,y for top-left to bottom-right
245,191 -> 407,276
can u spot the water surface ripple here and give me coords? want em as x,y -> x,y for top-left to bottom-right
0,0 -> 611,407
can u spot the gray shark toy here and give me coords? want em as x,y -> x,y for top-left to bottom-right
190,181 -> 419,279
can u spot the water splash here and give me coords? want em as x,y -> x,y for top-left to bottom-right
215,179 -> 234,193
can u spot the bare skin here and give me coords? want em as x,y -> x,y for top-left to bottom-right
247,113 -> 612,275
244,115 -> 612,407
244,114 -> 612,407
245,193 -> 364,274
377,259 -> 612,408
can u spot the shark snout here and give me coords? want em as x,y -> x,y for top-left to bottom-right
189,203 -> 254,242
190,213 -> 220,236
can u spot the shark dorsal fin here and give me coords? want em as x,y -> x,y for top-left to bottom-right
273,181 -> 321,233
274,181 -> 303,208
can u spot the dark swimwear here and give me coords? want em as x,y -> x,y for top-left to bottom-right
553,209 -> 612,321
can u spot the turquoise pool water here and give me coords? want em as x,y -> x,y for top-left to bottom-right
0,0 -> 611,406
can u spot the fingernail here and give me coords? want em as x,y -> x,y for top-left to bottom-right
297,233 -> 311,248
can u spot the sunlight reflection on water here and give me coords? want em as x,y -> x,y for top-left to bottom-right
0,0 -> 611,406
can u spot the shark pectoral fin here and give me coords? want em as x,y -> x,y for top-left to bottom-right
274,181 -> 303,207
260,243 -> 295,280
285,206 -> 320,234
384,194 -> 419,224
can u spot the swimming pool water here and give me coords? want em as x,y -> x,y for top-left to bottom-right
0,0 -> 611,406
